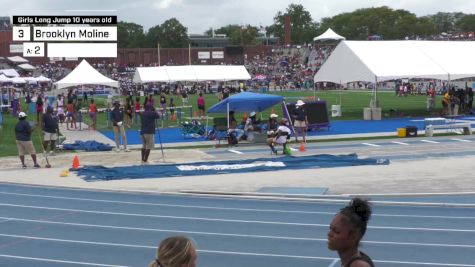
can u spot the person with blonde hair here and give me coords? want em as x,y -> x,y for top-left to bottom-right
148,236 -> 197,267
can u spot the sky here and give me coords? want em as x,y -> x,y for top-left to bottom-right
1,0 -> 475,34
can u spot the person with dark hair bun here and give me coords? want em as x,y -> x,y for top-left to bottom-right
327,197 -> 374,267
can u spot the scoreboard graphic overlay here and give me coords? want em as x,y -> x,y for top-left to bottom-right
12,15 -> 117,58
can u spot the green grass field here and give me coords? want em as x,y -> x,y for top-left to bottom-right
0,90 -> 442,157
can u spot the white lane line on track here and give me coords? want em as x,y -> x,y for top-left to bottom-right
228,149 -> 243,154
391,141 -> 410,146
420,139 -> 440,144
2,232 -> 475,251
0,234 -> 336,260
1,211 -> 475,233
0,254 -> 130,267
373,259 -> 475,267
0,197 -> 474,219
451,138 -> 472,143
327,259 -> 340,267
361,143 -> 381,147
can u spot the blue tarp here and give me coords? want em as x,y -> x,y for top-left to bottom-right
63,140 -> 114,151
207,92 -> 283,113
73,154 -> 389,182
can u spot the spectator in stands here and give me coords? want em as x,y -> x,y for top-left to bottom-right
197,93 -> 205,119
134,97 -> 141,125
88,99 -> 97,130
181,88 -> 188,105
42,106 -> 58,155
467,87 -> 474,112
159,92 -> 167,115
144,94 -> 155,108
169,98 -> 176,121
124,97 -> 133,128
11,94 -> 20,117
66,99 -> 77,130
442,91 -> 450,116
111,101 -> 130,152
140,104 -> 159,164
36,94 -> 44,124
328,197 -> 374,267
56,94 -> 65,125
291,100 -> 308,143
148,236 -> 197,267
15,112 -> 40,168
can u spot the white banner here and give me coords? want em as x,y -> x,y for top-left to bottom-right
198,51 -> 210,59
48,43 -> 116,58
212,51 -> 224,59
9,44 -> 23,53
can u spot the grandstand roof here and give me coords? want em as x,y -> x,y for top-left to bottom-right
314,40 -> 475,83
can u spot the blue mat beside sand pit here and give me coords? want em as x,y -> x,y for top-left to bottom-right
73,154 -> 389,182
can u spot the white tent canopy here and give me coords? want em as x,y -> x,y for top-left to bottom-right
133,65 -> 251,83
35,75 -> 52,83
0,74 -> 11,83
313,28 -> 345,41
0,69 -> 20,77
17,63 -> 36,71
7,56 -> 28,64
11,77 -> 26,84
55,59 -> 119,89
314,40 -> 475,84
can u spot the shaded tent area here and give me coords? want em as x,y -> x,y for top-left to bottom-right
208,92 -> 284,128
54,59 -> 119,89
208,92 -> 283,113
314,40 -> 475,84
73,153 -> 389,181
133,65 -> 251,83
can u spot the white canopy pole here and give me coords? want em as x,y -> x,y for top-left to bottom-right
282,101 -> 296,134
227,102 -> 230,128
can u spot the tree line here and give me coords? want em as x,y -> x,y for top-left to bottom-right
118,4 -> 475,48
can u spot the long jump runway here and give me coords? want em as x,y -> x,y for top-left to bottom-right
0,183 -> 474,267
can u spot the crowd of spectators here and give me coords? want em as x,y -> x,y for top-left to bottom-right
244,44 -> 337,90
416,31 -> 475,41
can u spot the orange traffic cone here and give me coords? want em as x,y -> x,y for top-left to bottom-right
72,155 -> 80,169
299,142 -> 306,152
